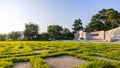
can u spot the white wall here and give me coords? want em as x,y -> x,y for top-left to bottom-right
105,27 -> 120,42
90,31 -> 105,40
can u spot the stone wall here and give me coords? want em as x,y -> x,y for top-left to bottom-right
82,32 -> 91,40
90,31 -> 105,40
73,27 -> 120,42
74,32 -> 80,40
105,27 -> 120,42
81,31 -> 105,40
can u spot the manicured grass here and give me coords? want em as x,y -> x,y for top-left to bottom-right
0,41 -> 120,68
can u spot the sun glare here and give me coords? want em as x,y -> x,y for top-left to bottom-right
0,10 -> 20,24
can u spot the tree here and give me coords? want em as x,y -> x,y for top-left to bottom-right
61,28 -> 74,40
8,31 -> 22,40
89,8 -> 120,31
47,25 -> 63,35
39,32 -> 49,41
0,34 -> 6,41
47,25 -> 74,40
24,22 -> 39,40
109,11 -> 120,28
61,28 -> 71,34
47,25 -> 63,40
72,19 -> 83,33
88,20 -> 104,31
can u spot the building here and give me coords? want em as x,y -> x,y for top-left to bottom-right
74,27 -> 120,42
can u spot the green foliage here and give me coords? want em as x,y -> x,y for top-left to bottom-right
0,34 -> 6,41
89,8 -> 120,31
30,57 -> 50,68
54,33 -> 74,40
88,20 -> 104,31
9,57 -> 29,63
62,28 -> 71,34
75,60 -> 120,68
0,61 -> 13,68
47,25 -> 63,35
39,33 -> 49,41
72,19 -> 83,33
8,31 -> 22,41
47,25 -> 73,40
103,50 -> 120,60
0,41 -> 119,68
24,22 -> 39,40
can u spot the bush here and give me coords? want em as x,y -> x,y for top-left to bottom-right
0,61 -> 13,68
74,60 -> 120,68
103,51 -> 120,60
30,57 -> 50,68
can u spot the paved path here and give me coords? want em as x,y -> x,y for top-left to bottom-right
12,62 -> 33,68
45,55 -> 87,68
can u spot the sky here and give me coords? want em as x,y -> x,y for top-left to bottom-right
0,0 -> 120,33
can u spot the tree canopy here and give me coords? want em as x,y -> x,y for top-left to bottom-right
8,31 -> 22,40
88,20 -> 104,31
89,8 -> 120,31
24,22 -> 39,40
61,28 -> 71,34
47,25 -> 63,35
0,34 -> 6,41
47,25 -> 73,40
72,19 -> 83,33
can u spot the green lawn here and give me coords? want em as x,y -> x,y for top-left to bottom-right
0,41 -> 120,68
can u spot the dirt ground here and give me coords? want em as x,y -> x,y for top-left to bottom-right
45,55 -> 87,68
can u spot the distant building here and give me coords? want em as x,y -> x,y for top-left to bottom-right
74,27 -> 120,42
